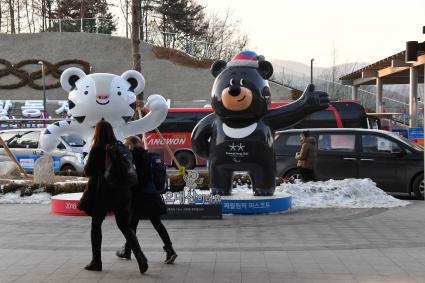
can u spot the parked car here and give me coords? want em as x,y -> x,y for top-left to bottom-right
0,128 -> 85,173
275,128 -> 424,198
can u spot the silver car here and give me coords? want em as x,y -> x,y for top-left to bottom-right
0,128 -> 84,173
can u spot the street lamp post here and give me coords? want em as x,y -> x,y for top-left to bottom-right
405,28 -> 425,198
38,61 -> 46,118
310,58 -> 314,84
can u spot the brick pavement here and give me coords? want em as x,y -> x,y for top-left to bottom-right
0,201 -> 424,283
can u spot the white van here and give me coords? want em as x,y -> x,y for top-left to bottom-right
0,128 -> 85,173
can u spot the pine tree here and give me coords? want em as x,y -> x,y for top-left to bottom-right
54,0 -> 116,34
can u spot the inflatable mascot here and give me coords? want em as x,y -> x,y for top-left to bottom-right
40,67 -> 168,156
191,51 -> 329,196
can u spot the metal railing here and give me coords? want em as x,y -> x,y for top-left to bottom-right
47,17 -> 113,33
275,68 -> 424,127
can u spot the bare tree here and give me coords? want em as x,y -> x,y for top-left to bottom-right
131,0 -> 141,72
8,0 -> 15,33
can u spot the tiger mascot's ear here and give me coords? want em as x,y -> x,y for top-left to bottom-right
121,70 -> 145,95
60,67 -> 86,92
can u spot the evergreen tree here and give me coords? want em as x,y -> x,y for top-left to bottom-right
54,0 -> 116,34
155,0 -> 208,46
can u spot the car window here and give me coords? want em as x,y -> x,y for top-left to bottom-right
61,134 -> 85,147
16,131 -> 40,149
318,134 -> 355,152
274,134 -> 301,155
362,135 -> 401,154
0,131 -> 20,148
285,135 -> 301,146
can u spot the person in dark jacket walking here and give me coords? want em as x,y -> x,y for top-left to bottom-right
116,135 -> 177,264
81,120 -> 149,274
295,130 -> 316,182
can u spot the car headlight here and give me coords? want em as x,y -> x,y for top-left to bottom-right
75,153 -> 84,164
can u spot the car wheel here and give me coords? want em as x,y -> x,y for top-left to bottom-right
412,174 -> 424,200
61,164 -> 76,173
174,151 -> 196,170
284,168 -> 302,182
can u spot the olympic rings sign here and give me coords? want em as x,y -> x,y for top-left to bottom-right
0,59 -> 91,90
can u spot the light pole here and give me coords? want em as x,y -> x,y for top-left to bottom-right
405,27 -> 425,198
310,58 -> 314,84
38,61 -> 46,118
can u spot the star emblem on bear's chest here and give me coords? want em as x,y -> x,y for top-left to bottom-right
228,142 -> 245,152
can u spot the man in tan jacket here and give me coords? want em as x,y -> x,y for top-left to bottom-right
295,131 -> 316,182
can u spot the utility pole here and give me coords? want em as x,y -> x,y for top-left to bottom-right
310,58 -> 314,84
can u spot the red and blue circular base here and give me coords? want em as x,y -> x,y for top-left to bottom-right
51,193 -> 85,216
220,193 -> 292,214
51,192 -> 292,216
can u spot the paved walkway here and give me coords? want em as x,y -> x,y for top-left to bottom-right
0,200 -> 424,283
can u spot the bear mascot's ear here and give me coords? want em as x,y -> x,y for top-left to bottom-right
60,67 -> 86,91
211,60 -> 227,77
121,70 -> 145,94
258,61 -> 274,79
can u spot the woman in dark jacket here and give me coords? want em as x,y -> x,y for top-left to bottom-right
81,120 -> 148,274
116,135 -> 177,264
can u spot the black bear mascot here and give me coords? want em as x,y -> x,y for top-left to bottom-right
191,51 -> 329,196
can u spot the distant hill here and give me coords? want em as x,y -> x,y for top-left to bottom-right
271,59 -> 369,78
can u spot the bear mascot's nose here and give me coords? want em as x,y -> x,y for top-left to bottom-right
228,85 -> 241,96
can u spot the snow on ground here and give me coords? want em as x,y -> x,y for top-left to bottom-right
0,191 -> 51,204
222,178 -> 410,209
54,178 -> 88,186
278,178 -> 410,209
0,178 -> 411,208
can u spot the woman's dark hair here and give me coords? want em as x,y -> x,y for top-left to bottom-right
92,120 -> 118,146
301,130 -> 310,138
125,135 -> 142,150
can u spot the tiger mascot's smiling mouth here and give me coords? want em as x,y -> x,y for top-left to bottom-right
96,100 -> 110,105
96,93 -> 110,105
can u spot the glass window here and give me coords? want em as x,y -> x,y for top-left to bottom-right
285,135 -> 301,146
274,134 -> 300,155
318,134 -> 355,152
17,131 -> 40,149
362,135 -> 402,154
159,112 -> 199,132
61,134 -> 85,147
0,131 -> 20,148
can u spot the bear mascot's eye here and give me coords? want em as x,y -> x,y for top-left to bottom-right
229,79 -> 236,86
240,79 -> 245,86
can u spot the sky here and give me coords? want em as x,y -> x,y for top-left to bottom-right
196,0 -> 425,67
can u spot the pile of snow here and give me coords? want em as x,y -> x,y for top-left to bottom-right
277,178 -> 410,209
0,191 -> 51,204
221,178 -> 409,209
54,178 -> 88,186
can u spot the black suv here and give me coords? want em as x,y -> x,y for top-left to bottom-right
275,128 -> 424,198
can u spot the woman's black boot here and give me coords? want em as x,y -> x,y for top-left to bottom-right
125,230 -> 148,274
116,243 -> 131,260
84,259 -> 102,271
163,245 -> 177,264
134,251 -> 149,274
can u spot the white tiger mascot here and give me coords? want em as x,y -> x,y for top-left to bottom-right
40,67 -> 168,158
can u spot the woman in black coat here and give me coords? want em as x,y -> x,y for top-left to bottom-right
116,135 -> 177,264
80,120 -> 148,274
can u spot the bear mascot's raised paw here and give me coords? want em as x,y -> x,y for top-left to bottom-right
191,51 -> 329,196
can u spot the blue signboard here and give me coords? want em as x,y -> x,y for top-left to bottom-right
408,128 -> 424,139
16,155 -> 60,173
221,196 -> 292,214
